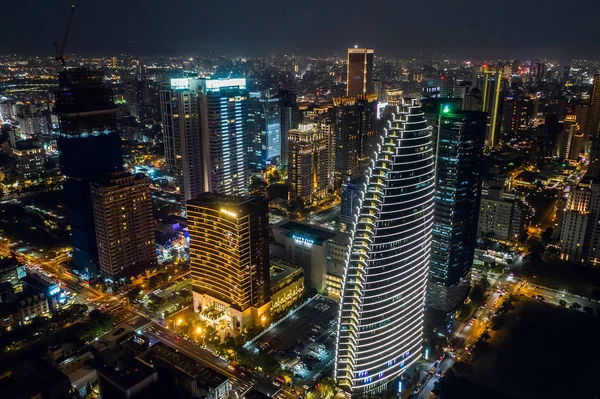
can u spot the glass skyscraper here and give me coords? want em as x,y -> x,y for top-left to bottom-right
248,93 -> 281,170
335,99 -> 435,397
428,106 -> 486,313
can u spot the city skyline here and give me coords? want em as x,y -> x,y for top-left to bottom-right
2,0 -> 600,60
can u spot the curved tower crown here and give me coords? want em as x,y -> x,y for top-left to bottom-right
335,99 -> 435,397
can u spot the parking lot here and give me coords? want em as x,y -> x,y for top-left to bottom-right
248,296 -> 339,393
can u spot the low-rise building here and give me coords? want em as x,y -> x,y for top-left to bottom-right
143,342 -> 230,399
269,261 -> 304,315
271,220 -> 349,299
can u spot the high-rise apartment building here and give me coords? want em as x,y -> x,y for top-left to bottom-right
558,114 -> 584,160
333,95 -> 378,184
287,123 -> 330,203
53,68 -> 124,277
248,92 -> 281,170
90,172 -> 156,280
428,105 -> 486,313
477,188 -> 528,245
160,78 -> 206,205
187,194 -> 270,332
587,74 -> 600,178
559,179 -> 593,262
304,105 -> 336,188
160,78 -> 249,209
203,79 -> 249,195
346,48 -> 374,97
335,99 -> 435,397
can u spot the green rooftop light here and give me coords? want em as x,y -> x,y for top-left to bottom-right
443,105 -> 450,113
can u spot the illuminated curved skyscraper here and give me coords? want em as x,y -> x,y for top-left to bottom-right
335,99 -> 435,397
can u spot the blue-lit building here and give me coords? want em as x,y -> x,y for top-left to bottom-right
248,92 -> 281,170
160,78 -> 249,207
53,68 -> 124,278
335,99 -> 435,397
428,105 -> 486,313
203,78 -> 249,195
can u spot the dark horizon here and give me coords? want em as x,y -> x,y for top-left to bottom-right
2,0 -> 600,61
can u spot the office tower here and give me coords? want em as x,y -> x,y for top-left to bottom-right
587,74 -> 600,178
474,64 -> 506,148
187,193 -> 270,331
287,123 -> 330,203
161,78 -> 249,208
335,99 -> 435,397
346,48 -> 374,97
160,78 -> 206,206
421,98 -> 463,149
248,92 -> 281,170
53,68 -> 124,277
333,95 -> 378,184
90,172 -> 156,280
428,105 -> 486,313
277,89 -> 300,168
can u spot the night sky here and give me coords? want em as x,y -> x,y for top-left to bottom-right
2,0 -> 600,59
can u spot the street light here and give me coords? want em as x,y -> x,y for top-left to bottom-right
196,326 -> 202,334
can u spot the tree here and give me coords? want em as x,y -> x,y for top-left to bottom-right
583,306 -> 594,315
469,278 -> 490,303
452,362 -> 472,376
559,299 -> 567,308
317,377 -> 335,399
570,302 -> 581,311
541,228 -> 554,245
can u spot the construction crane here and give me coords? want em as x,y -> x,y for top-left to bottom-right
54,5 -> 76,67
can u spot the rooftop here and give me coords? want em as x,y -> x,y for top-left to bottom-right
275,220 -> 338,245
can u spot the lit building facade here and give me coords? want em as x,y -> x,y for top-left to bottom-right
11,141 -> 45,181
248,93 -> 281,170
347,48 -> 374,97
477,189 -> 528,245
474,64 -> 508,148
203,79 -> 249,196
160,78 -> 249,211
287,123 -> 330,203
335,99 -> 435,397
428,106 -> 486,313
187,194 -> 270,332
90,172 -> 156,280
588,74 -> 600,178
160,78 -> 206,206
